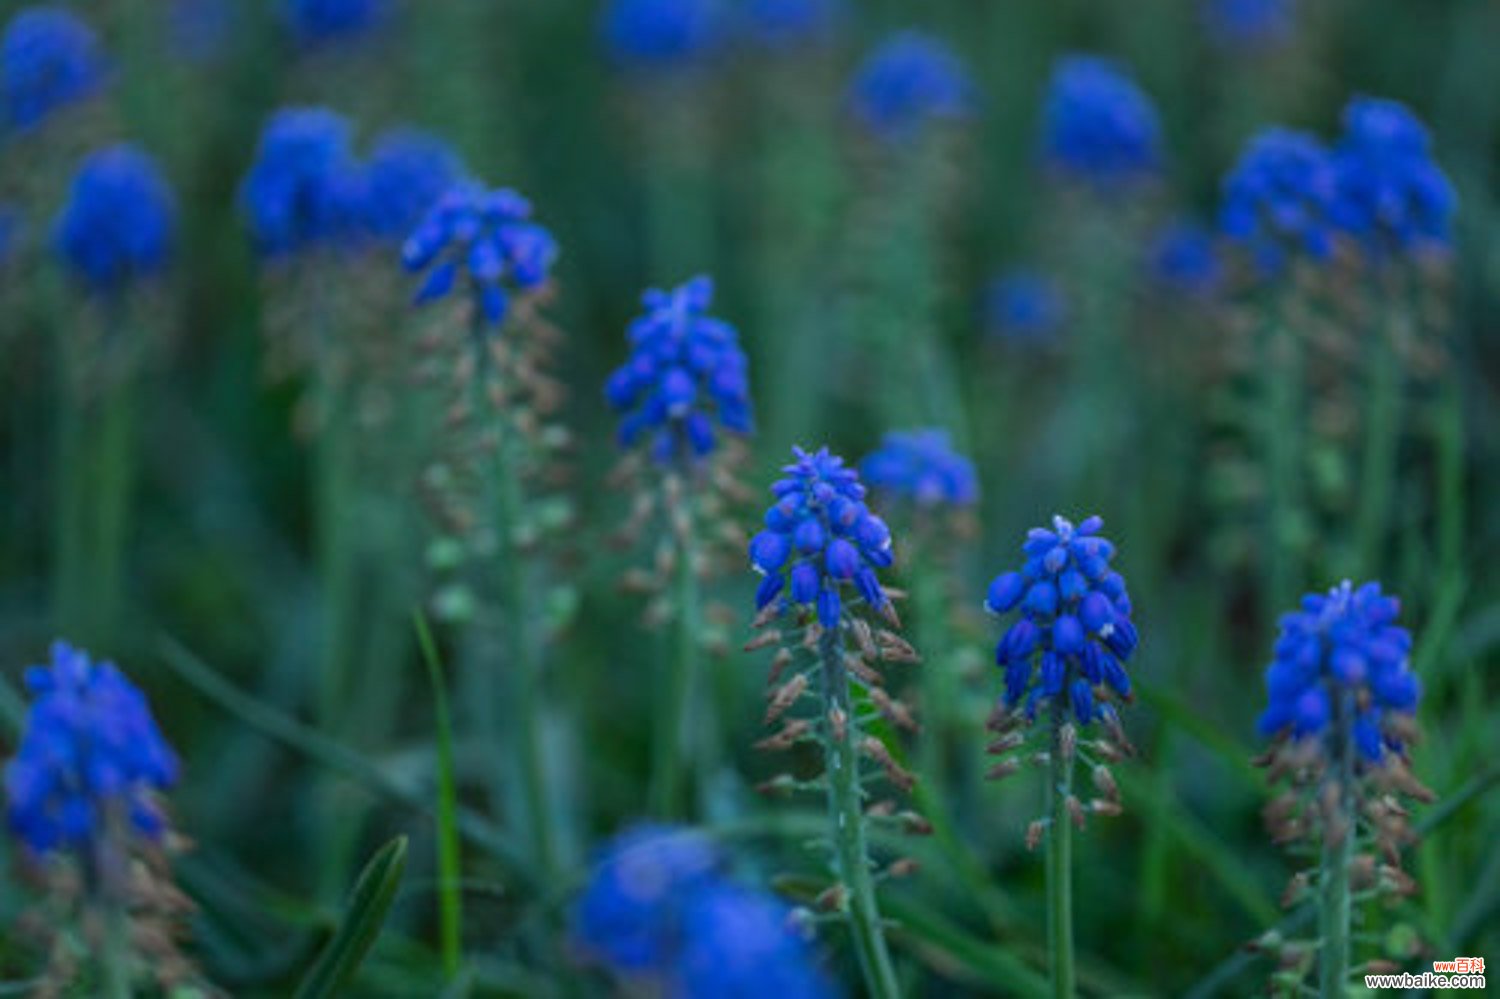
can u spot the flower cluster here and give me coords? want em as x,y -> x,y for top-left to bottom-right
986,515 -> 1138,726
749,447 -> 894,629
1148,221 -> 1223,298
600,0 -> 724,69
741,0 -> 841,50
605,275 -> 752,462
1257,581 -> 1419,762
847,32 -> 974,141
1041,56 -> 1161,189
5,642 -> 179,857
54,144 -> 176,294
1203,0 -> 1295,49
283,0 -> 385,46
860,429 -> 978,509
573,825 -> 831,997
401,184 -> 558,328
356,127 -> 465,242
239,107 -> 360,256
1,6 -> 107,132
1330,96 -> 1455,257
1219,127 -> 1339,275
986,270 -> 1067,344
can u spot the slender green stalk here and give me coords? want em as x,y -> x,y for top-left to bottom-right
1262,297 -> 1303,618
913,548 -> 954,802
91,364 -> 136,642
651,489 -> 701,817
1318,693 -> 1355,999
1046,697 -> 1076,999
100,900 -> 132,999
816,628 -> 900,999
1353,282 -> 1404,575
414,610 -> 463,979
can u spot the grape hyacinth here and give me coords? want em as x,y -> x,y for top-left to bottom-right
740,0 -> 841,50
402,184 -> 558,328
600,0 -> 724,70
1330,96 -> 1455,259
1254,581 -> 1432,995
358,128 -> 465,242
746,446 -> 921,999
1041,56 -> 1161,190
283,0 -> 385,46
847,32 -> 974,141
239,107 -> 360,257
53,144 -> 176,295
1148,221 -> 1223,298
860,428 -> 977,510
1219,128 -> 1339,276
573,825 -> 832,996
985,270 -> 1067,345
606,274 -> 753,463
1,7 -> 107,132
1203,0 -> 1295,50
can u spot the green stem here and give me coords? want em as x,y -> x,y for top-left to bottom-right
1046,698 -> 1076,999
651,490 -> 700,817
1262,299 -> 1303,617
92,366 -> 136,644
817,628 -> 900,999
913,551 -> 953,802
1353,289 -> 1403,575
1318,691 -> 1354,998
100,901 -> 132,999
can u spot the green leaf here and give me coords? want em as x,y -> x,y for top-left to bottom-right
294,836 -> 409,999
413,609 -> 463,979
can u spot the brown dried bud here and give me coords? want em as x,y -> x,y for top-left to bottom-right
1060,724 -> 1077,764
1066,795 -> 1086,830
1089,798 -> 1122,817
850,618 -> 878,660
764,674 -> 808,725
754,719 -> 812,752
767,648 -> 794,686
814,884 -> 848,912
861,737 -> 916,793
1091,764 -> 1118,801
869,687 -> 919,732
896,810 -> 933,835
984,759 -> 1022,782
755,774 -> 798,797
986,732 -> 1024,755
885,858 -> 920,879
876,630 -> 920,664
828,705 -> 847,742
865,799 -> 896,818
1025,820 -> 1046,852
846,654 -> 886,689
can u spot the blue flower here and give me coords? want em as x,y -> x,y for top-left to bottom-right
1147,221 -> 1222,298
1,7 -> 107,132
1041,56 -> 1161,189
1219,127 -> 1339,275
239,107 -> 361,257
600,0 -> 723,70
605,275 -> 753,462
4,642 -> 179,857
572,824 -> 722,971
985,270 -> 1067,344
740,0 -> 841,50
1330,96 -> 1455,258
749,446 -> 894,629
860,428 -> 977,509
360,128 -> 465,242
1257,581 -> 1418,762
847,32 -> 974,141
283,0 -> 385,46
401,183 -> 558,328
53,144 -> 175,294
675,883 -> 833,998
986,515 -> 1137,726
1203,0 -> 1294,49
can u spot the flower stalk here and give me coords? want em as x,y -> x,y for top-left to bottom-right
1046,695 -> 1076,999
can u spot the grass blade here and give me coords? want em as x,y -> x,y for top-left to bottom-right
294,836 -> 409,999
413,609 -> 463,978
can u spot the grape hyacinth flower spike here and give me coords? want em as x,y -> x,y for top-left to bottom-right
847,31 -> 974,143
745,446 -> 924,999
1040,56 -> 1161,191
4,642 -> 201,995
606,275 -> 755,815
984,515 -> 1138,998
1,6 -> 108,132
1253,581 -> 1432,996
54,143 -> 175,297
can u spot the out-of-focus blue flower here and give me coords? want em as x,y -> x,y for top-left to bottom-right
847,32 -> 974,141
749,447 -> 894,629
985,515 -> 1137,726
985,270 -> 1067,344
675,883 -> 833,998
1257,581 -> 1418,762
4,642 -> 179,857
239,107 -> 361,257
1041,56 -> 1160,189
401,183 -> 558,328
740,0 -> 841,50
1219,127 -> 1338,275
283,0 -> 386,46
360,128 -> 464,242
1148,222 -> 1222,298
1,7 -> 107,132
605,275 -> 753,462
1203,0 -> 1294,49
860,429 -> 977,509
601,0 -> 723,69
54,144 -> 175,294
1330,96 -> 1455,258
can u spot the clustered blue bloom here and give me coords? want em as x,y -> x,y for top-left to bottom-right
986,515 -> 1138,726
401,184 -> 558,328
1,6 -> 107,132
741,0 -> 841,50
1203,0 -> 1295,49
600,0 -> 724,69
749,447 -> 894,629
1219,127 -> 1339,275
573,825 -> 831,997
1148,221 -> 1223,298
860,429 -> 978,509
358,127 -> 465,242
1331,96 -> 1455,257
847,32 -> 973,140
239,107 -> 359,256
1041,56 -> 1161,189
54,143 -> 175,294
283,0 -> 385,46
605,275 -> 753,462
4,642 -> 179,856
986,270 -> 1067,344
1257,581 -> 1418,762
